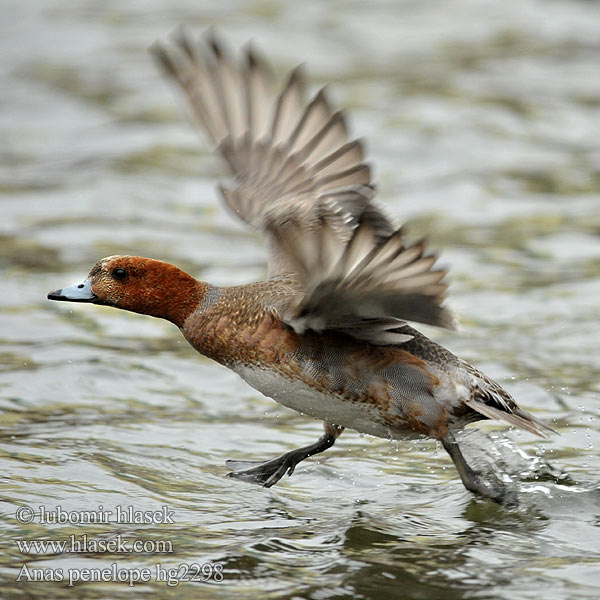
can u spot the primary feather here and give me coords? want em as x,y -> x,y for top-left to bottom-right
152,29 -> 454,344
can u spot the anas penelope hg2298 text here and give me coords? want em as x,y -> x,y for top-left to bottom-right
48,30 -> 554,503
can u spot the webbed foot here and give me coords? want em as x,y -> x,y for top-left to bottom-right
442,434 -> 518,505
226,454 -> 299,487
225,423 -> 344,488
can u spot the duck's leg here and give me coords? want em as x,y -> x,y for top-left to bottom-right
441,433 -> 515,504
226,422 -> 344,488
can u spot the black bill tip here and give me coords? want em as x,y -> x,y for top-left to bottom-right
48,289 -> 65,300
47,279 -> 97,303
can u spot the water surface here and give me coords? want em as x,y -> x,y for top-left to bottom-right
1,1 -> 599,598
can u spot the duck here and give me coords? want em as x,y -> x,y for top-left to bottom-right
48,29 -> 553,502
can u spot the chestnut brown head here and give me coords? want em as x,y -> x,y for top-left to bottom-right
48,255 -> 204,327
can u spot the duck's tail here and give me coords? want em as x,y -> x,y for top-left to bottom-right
462,359 -> 557,438
464,398 -> 556,438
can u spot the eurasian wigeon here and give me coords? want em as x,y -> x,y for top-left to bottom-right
48,30 -> 553,502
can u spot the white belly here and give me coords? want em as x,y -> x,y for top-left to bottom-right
232,363 -> 400,439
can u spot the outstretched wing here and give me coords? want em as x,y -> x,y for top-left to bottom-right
152,29 -> 455,343
152,29 -> 392,268
266,211 -> 455,342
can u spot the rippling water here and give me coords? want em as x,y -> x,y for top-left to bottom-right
1,1 -> 599,598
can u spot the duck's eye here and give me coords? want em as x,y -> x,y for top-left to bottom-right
112,268 -> 127,281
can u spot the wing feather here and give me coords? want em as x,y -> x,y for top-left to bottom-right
153,29 -> 454,341
267,210 -> 456,339
152,29 -> 384,238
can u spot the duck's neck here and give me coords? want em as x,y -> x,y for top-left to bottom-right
158,273 -> 208,328
121,261 -> 208,327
